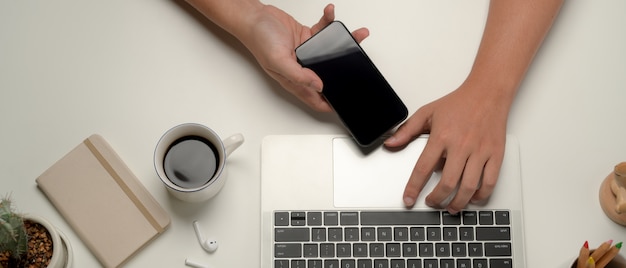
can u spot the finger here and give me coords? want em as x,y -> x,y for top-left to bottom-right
384,108 -> 429,148
444,154 -> 486,214
310,4 -> 335,33
425,150 -> 468,211
351,27 -> 370,43
266,60 -> 331,112
403,140 -> 444,207
470,152 -> 503,203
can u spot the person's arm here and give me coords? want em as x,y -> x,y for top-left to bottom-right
184,0 -> 262,40
385,0 -> 563,214
184,0 -> 368,112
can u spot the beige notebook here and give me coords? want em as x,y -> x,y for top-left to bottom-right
36,134 -> 170,268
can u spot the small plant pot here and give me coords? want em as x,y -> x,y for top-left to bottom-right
24,215 -> 73,268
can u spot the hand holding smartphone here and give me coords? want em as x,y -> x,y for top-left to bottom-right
295,21 -> 408,146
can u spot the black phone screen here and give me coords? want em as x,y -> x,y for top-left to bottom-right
295,21 -> 408,146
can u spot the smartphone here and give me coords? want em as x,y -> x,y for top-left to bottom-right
295,21 -> 408,146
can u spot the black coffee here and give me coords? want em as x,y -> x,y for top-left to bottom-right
163,136 -> 219,188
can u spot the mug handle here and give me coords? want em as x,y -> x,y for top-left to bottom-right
222,133 -> 244,157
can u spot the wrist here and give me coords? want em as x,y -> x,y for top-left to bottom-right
185,0 -> 264,41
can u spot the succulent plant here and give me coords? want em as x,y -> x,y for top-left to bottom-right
0,197 -> 28,265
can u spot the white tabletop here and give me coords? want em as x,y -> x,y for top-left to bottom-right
1,1 -> 624,267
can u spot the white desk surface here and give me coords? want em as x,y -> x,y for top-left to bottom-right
1,1 -> 625,267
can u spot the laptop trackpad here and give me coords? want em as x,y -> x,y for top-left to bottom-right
333,137 -> 442,208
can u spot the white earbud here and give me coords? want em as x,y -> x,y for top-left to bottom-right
193,220 -> 218,253
185,258 -> 210,268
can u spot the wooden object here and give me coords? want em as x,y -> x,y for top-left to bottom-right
599,162 -> 626,226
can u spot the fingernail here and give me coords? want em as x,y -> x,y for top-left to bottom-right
425,200 -> 435,207
607,239 -> 614,245
584,241 -> 589,249
447,209 -> 459,215
404,197 -> 415,207
384,136 -> 397,145
616,242 -> 623,249
312,81 -> 323,93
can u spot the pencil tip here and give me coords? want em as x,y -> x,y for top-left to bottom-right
588,257 -> 595,265
584,240 -> 589,249
617,242 -> 623,249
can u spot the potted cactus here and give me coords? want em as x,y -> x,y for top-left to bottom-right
0,197 -> 71,268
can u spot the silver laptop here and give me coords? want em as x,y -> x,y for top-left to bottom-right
261,135 -> 526,268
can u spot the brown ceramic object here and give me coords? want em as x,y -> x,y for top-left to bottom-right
599,162 -> 626,226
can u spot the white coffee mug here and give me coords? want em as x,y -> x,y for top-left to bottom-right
154,123 -> 244,202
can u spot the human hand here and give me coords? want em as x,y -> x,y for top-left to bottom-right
576,240 -> 624,268
237,4 -> 369,112
384,80 -> 512,214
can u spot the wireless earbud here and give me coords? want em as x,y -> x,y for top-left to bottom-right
185,258 -> 210,268
193,220 -> 218,253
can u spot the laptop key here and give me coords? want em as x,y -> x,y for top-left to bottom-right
308,212 -> 323,226
390,259 -> 405,268
495,211 -> 510,225
291,211 -> 306,226
462,211 -> 478,225
459,227 -> 474,241
275,243 -> 302,258
478,211 -> 494,225
402,243 -> 418,257
370,243 -> 385,257
342,259 -> 356,268
426,227 -> 441,241
407,259 -> 421,268
468,243 -> 483,257
353,243 -> 368,257
476,227 -> 511,241
321,243 -> 335,258
378,227 -> 393,241
329,227 -> 343,241
489,258 -> 513,268
304,243 -> 319,257
341,212 -> 359,225
442,212 -> 461,225
275,227 -> 309,242
457,258 -> 471,268
325,259 -> 339,268
309,260 -> 323,268
419,243 -> 434,257
312,228 -> 326,241
473,259 -> 488,268
275,212 -> 289,226
337,243 -> 352,257
440,259 -> 454,268
485,242 -> 512,256
373,259 -> 389,268
386,243 -> 401,257
275,259 -> 289,268
291,259 -> 306,268
361,211 -> 440,225
357,259 -> 372,268
324,212 -> 339,226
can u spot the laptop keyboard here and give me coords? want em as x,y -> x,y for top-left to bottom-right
273,210 -> 514,268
